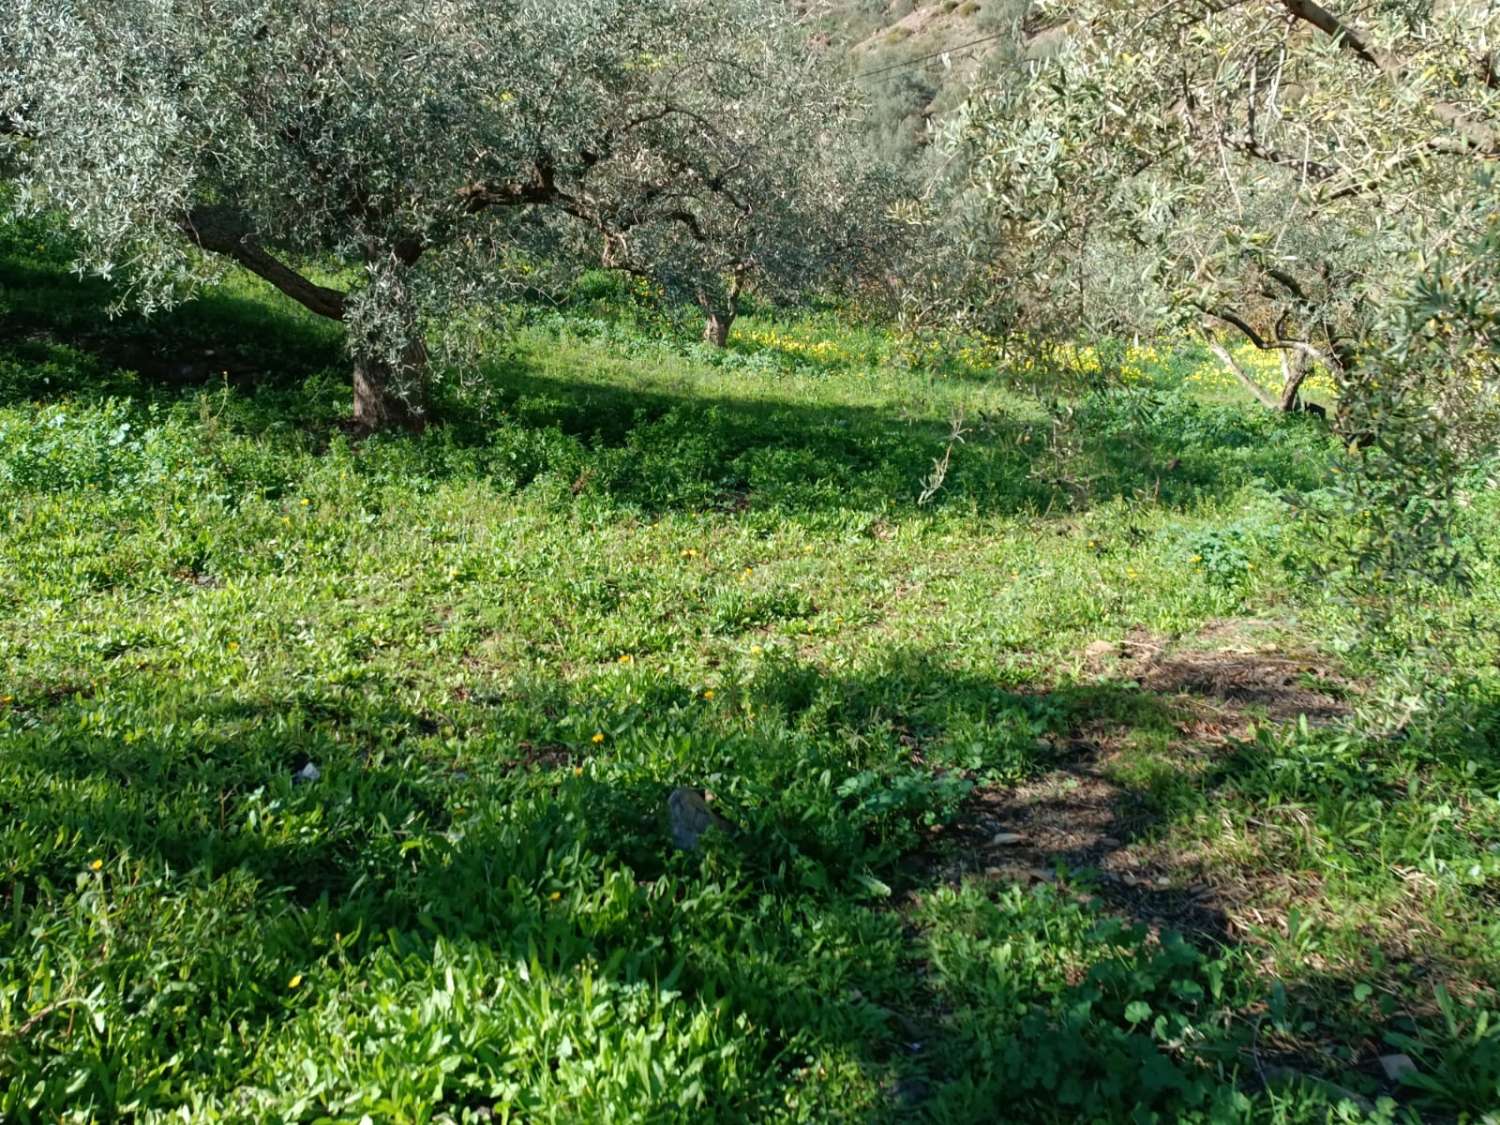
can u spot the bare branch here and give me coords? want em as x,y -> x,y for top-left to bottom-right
178,206 -> 347,320
1279,0 -> 1500,154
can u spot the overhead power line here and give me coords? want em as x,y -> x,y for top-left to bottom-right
855,29 -> 1012,80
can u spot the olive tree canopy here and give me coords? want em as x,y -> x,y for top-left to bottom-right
3,0 -> 873,427
941,0 -> 1498,588
947,0 -> 1499,416
575,79 -> 908,347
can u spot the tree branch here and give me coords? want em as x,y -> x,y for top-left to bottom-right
179,206 -> 347,320
1198,303 -> 1332,367
458,161 -> 565,213
1263,266 -> 1309,302
1205,334 -> 1280,408
1279,0 -> 1500,154
1278,0 -> 1385,69
1223,134 -> 1338,181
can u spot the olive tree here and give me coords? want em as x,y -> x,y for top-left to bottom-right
589,133 -> 904,349
946,0 -> 1500,418
3,0 -> 864,427
557,56 -> 906,348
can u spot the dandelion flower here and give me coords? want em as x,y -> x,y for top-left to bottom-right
617,653 -> 633,664
288,974 -> 303,990
572,766 -> 583,777
89,858 -> 103,872
591,732 -> 605,744
703,689 -> 715,701
548,891 -> 561,901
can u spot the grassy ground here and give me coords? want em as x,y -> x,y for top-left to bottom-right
2,222 -> 1499,1122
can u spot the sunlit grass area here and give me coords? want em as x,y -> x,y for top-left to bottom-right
2,225 -> 1499,1121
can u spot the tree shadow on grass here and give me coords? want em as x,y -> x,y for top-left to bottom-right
0,242 -> 344,409
5,641 -> 1485,1118
2,238 -> 1333,521
430,357 -> 1332,519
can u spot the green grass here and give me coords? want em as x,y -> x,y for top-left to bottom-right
2,222 -> 1499,1122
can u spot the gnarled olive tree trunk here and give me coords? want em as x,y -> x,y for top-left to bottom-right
698,271 -> 745,348
349,251 -> 431,432
1277,350 -> 1312,412
1203,334 -> 1324,416
702,308 -> 735,347
353,336 -> 429,431
181,208 -> 432,431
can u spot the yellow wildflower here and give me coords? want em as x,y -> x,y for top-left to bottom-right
591,732 -> 605,744
89,858 -> 103,872
703,690 -> 715,701
288,974 -> 303,990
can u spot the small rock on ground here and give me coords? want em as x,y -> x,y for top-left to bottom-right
1379,1053 -> 1417,1083
667,787 -> 735,851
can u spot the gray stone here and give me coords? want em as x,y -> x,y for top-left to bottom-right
293,762 -> 320,784
1379,1053 -> 1417,1083
667,787 -> 735,851
989,832 -> 1026,847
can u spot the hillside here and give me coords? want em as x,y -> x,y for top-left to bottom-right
818,0 -> 1024,157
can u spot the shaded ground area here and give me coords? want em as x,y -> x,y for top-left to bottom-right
887,624 -> 1475,1114
920,619 -> 1355,925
